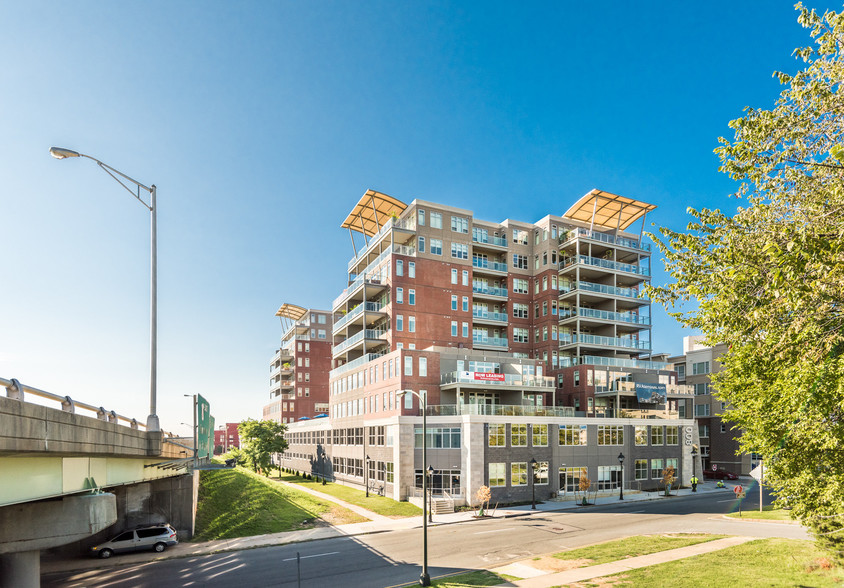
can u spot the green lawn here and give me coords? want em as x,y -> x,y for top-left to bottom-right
551,534 -> 725,566
276,472 -> 422,517
605,538 -> 844,587
193,467 -> 366,541
398,571 -> 514,587
725,504 -> 793,521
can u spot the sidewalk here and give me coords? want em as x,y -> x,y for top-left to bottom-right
40,480 -> 746,576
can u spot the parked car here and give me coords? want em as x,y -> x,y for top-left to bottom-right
703,469 -> 739,480
90,524 -> 178,558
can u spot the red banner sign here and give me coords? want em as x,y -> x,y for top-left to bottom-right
473,372 -> 505,382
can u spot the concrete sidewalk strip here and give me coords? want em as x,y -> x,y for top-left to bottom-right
493,536 -> 755,588
275,479 -> 392,522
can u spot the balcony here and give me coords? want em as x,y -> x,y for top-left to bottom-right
560,255 -> 649,276
559,355 -> 669,370
472,257 -> 507,274
559,333 -> 650,351
346,217 -> 417,272
329,351 -> 387,380
559,227 -> 651,252
333,301 -> 386,334
425,404 -> 575,417
333,250 -> 391,310
559,280 -> 644,300
559,307 -> 650,326
472,334 -> 508,349
472,308 -> 508,324
333,328 -> 387,356
441,371 -> 555,389
472,233 -> 508,248
472,284 -> 508,299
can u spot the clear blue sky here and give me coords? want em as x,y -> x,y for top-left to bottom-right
2,2 -> 835,432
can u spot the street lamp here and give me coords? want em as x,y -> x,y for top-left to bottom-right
530,458 -> 538,509
397,389 -> 431,587
365,455 -> 371,498
49,147 -> 159,431
617,453 -> 625,501
184,394 -> 198,470
426,465 -> 434,523
691,446 -> 698,492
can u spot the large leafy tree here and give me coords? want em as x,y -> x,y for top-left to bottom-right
648,4 -> 844,561
238,419 -> 288,476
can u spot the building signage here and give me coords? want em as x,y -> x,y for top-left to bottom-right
461,371 -> 506,382
635,382 -> 667,404
196,394 -> 214,461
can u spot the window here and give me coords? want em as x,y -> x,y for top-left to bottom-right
451,242 -> 468,259
699,424 -> 710,438
395,260 -> 404,276
650,459 -> 664,480
462,322 -> 468,337
676,363 -> 686,381
511,424 -> 527,446
386,462 -> 394,483
430,239 -> 443,255
534,461 -> 549,485
513,327 -> 529,343
511,462 -> 527,486
512,254 -> 528,269
720,423 -> 727,433
650,426 -> 664,446
597,465 -> 622,490
408,289 -> 415,305
396,315 -> 403,331
318,329 -> 326,339
513,303 -> 528,318
462,270 -> 469,286
451,321 -> 458,337
409,262 -> 415,278
694,383 -> 710,395
451,269 -> 458,284
488,423 -> 506,446
692,361 -> 710,375
532,424 -> 548,446
404,356 -> 412,376
666,426 -> 679,445
396,288 -> 404,304
513,278 -> 528,294
635,459 -> 648,480
451,216 -> 468,233
597,425 -> 624,445
419,209 -> 425,226
635,425 -> 648,446
559,425 -> 586,446
513,229 -> 528,244
419,357 -> 427,377
489,463 -> 506,487
462,296 -> 469,312
694,404 -> 710,417
430,212 -> 442,229
404,392 -> 413,409
418,236 -> 425,252
414,427 -> 461,449
408,316 -> 416,332
542,276 -> 548,290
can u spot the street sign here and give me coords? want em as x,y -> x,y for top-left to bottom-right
749,464 -> 764,482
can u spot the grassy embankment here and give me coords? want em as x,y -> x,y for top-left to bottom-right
193,466 -> 366,542
277,471 -> 422,517
725,504 -> 793,521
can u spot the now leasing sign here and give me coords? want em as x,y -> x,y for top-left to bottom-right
472,372 -> 505,382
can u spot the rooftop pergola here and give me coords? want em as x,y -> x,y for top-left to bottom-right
563,189 -> 656,233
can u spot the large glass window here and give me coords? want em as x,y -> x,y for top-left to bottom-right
489,463 -> 506,487
451,216 -> 468,233
488,423 -> 506,446
511,424 -> 527,447
650,426 -> 664,446
692,361 -> 710,375
511,462 -> 527,486
532,424 -> 548,447
597,425 -> 624,445
666,426 -> 679,445
634,459 -> 648,480
430,212 -> 442,229
534,461 -> 549,485
597,465 -> 622,490
650,458 -> 664,479
414,427 -> 461,449
430,239 -> 443,255
635,425 -> 648,446
559,425 -> 586,445
451,242 -> 468,259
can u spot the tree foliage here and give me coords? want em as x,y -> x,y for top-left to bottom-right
647,4 -> 844,561
237,419 -> 288,476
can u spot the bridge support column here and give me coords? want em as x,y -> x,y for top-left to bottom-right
0,550 -> 39,588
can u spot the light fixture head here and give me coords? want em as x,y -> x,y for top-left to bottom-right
49,147 -> 80,159
426,465 -> 434,475
617,452 -> 625,464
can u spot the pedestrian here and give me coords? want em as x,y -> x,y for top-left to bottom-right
690,475 -> 699,492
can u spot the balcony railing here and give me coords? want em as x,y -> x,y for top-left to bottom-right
559,280 -> 644,300
346,217 -> 417,272
425,404 -> 575,418
333,250 -> 391,310
559,307 -> 650,326
472,309 -> 508,323
472,234 -> 507,247
333,328 -> 386,356
472,334 -> 508,348
559,227 -> 651,252
560,255 -> 650,276
559,333 -> 650,350
333,301 -> 385,333
329,351 -> 387,380
472,258 -> 508,273
558,355 -> 669,370
441,371 -> 555,388
472,284 -> 508,298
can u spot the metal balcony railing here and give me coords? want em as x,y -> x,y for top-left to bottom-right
559,227 -> 651,252
441,371 -> 555,388
472,284 -> 508,297
472,258 -> 508,272
472,309 -> 508,323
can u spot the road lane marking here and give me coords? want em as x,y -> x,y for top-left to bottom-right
474,528 -> 511,534
282,551 -> 340,562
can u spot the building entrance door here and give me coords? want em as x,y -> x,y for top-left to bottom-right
558,470 -> 567,497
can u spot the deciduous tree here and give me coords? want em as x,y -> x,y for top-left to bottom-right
237,419 -> 288,476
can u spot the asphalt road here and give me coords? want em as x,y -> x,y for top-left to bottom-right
43,488 -> 806,587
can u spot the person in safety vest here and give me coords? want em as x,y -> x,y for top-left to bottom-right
716,480 -> 726,488
690,476 -> 699,492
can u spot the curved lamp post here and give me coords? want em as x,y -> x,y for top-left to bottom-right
617,453 -> 625,500
398,389 -> 431,587
49,147 -> 159,431
530,457 -> 538,509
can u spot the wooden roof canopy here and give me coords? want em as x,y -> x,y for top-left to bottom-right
275,303 -> 307,321
562,189 -> 656,231
340,189 -> 408,238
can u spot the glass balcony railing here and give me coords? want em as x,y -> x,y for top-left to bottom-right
472,334 -> 508,348
425,404 -> 575,417
472,234 -> 508,247
472,284 -> 508,298
472,257 -> 508,272
559,333 -> 650,350
472,309 -> 508,323
333,329 -> 386,355
559,307 -> 650,325
329,352 -> 387,380
333,301 -> 385,333
346,217 -> 418,272
559,228 -> 651,252
558,355 -> 668,370
559,280 -> 644,300
560,255 -> 650,276
333,250 -> 391,310
441,371 -> 555,388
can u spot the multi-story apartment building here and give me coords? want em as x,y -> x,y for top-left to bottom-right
263,304 -> 332,424
669,336 -> 754,475
214,422 -> 241,454
281,189 -> 700,506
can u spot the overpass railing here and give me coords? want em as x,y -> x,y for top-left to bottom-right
2,376 -> 151,431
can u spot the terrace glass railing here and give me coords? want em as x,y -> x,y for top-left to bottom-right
329,352 -> 387,380
559,228 -> 651,252
472,258 -> 508,272
441,371 -> 555,388
425,404 -> 575,418
472,334 -> 508,348
559,280 -> 644,300
333,301 -> 385,333
558,355 -> 668,370
559,307 -> 650,325
472,309 -> 508,323
346,217 -> 417,272
560,254 -> 650,276
332,329 -> 386,356
472,234 -> 508,247
559,334 -> 650,350
472,284 -> 508,298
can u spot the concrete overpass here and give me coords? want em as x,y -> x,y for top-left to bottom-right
0,377 -> 196,587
